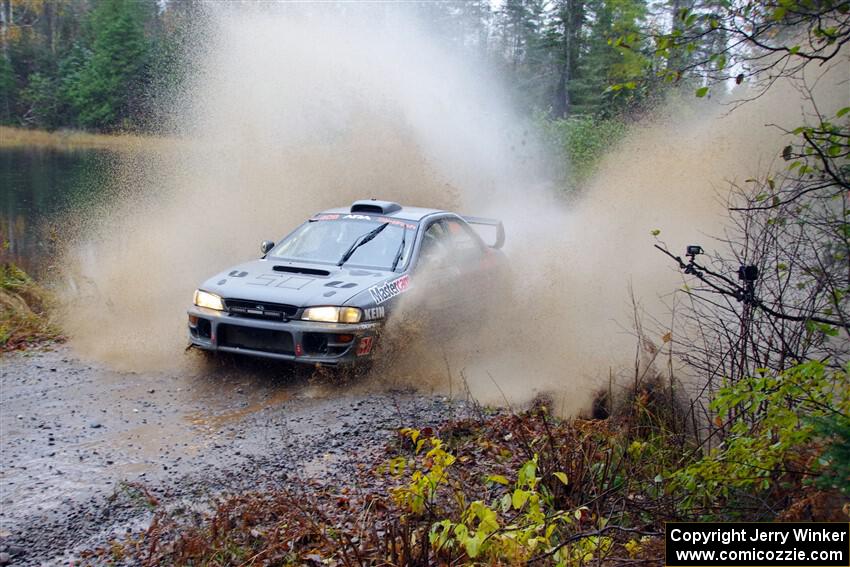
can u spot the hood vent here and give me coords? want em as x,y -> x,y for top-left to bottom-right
272,265 -> 331,277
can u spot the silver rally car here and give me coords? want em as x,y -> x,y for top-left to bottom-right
188,200 -> 506,366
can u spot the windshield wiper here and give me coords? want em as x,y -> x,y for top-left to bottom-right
337,223 -> 389,267
391,228 -> 407,271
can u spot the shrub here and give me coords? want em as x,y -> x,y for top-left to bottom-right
537,113 -> 627,190
670,361 -> 850,516
0,263 -> 59,349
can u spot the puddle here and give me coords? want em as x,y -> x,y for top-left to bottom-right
185,387 -> 295,431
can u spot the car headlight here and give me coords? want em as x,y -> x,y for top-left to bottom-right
194,289 -> 224,311
302,306 -> 362,323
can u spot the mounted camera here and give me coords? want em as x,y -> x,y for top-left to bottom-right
681,244 -> 704,276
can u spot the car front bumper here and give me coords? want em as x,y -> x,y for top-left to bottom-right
187,306 -> 381,365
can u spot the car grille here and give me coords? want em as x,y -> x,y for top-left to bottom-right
218,324 -> 294,355
224,299 -> 298,320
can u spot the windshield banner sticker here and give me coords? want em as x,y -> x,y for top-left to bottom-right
377,217 -> 417,230
313,213 -> 416,230
369,275 -> 410,305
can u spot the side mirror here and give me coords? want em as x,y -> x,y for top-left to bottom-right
260,240 -> 275,255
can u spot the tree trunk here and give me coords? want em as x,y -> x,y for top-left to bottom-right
554,61 -> 568,118
667,0 -> 685,72
552,0 -> 584,118
552,1 -> 571,117
1,0 -> 11,59
0,0 -> 9,122
43,0 -> 55,55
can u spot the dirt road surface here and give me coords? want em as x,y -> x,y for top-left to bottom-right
0,346 -> 464,565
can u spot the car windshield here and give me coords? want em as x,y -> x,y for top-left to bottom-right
269,218 -> 416,271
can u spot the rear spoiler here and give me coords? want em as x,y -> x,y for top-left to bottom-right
462,215 -> 505,249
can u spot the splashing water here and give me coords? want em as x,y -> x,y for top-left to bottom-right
58,4 -> 847,415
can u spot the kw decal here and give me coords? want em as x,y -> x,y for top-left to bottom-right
313,214 -> 340,221
325,281 -> 357,289
363,306 -> 385,320
368,275 -> 410,305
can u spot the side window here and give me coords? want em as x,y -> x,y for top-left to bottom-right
418,221 -> 451,269
444,219 -> 484,259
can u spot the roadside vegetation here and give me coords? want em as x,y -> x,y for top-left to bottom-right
0,262 -> 60,350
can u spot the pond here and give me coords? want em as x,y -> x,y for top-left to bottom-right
0,147 -> 115,276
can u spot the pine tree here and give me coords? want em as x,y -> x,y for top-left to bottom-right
65,0 -> 152,130
573,0 -> 649,116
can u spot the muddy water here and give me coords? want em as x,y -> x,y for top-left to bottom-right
0,147 -> 115,276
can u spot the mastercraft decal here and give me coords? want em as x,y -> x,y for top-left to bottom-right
368,275 -> 410,305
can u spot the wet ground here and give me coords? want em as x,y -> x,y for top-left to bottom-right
0,345 -> 466,565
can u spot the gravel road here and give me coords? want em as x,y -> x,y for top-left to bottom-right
0,345 -> 465,565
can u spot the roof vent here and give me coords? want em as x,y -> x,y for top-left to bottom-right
350,199 -> 402,215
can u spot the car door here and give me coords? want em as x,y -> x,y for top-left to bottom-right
414,219 -> 463,315
441,218 -> 491,309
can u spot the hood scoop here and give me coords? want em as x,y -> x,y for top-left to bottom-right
273,265 -> 331,277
